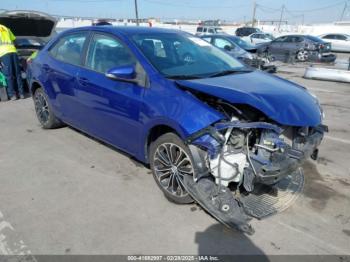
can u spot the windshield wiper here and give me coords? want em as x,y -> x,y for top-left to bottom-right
209,69 -> 252,78
166,74 -> 202,80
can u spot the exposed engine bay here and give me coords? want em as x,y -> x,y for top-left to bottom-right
180,91 -> 328,234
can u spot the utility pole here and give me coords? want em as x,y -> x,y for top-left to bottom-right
278,4 -> 285,32
340,1 -> 347,21
301,14 -> 304,25
251,0 -> 257,27
134,0 -> 139,26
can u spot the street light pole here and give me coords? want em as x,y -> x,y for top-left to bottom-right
134,0 -> 139,26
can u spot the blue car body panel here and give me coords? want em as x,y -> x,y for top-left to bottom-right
176,70 -> 322,127
28,26 -> 321,163
28,26 -> 224,162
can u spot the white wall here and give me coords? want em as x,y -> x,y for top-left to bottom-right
56,18 -> 350,37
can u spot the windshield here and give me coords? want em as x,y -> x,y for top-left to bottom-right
132,32 -> 246,79
228,36 -> 255,49
265,34 -> 275,40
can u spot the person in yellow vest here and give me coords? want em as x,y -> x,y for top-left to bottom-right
0,24 -> 24,100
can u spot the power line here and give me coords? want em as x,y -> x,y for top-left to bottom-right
143,0 -> 249,9
287,1 -> 345,13
340,1 -> 348,20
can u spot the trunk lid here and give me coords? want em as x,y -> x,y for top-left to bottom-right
0,10 -> 57,40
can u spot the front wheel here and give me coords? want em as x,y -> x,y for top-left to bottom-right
33,88 -> 63,129
149,133 -> 195,204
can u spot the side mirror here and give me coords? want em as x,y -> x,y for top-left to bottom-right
105,65 -> 137,83
224,45 -> 232,51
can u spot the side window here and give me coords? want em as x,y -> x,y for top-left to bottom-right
49,33 -> 87,65
203,28 -> 207,33
274,36 -> 288,43
336,35 -> 347,40
85,34 -> 136,73
290,36 -> 303,43
196,27 -> 203,33
323,34 -> 334,39
202,37 -> 212,43
208,29 -> 214,34
213,38 -> 232,49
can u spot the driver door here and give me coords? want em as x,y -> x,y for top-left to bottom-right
78,33 -> 147,154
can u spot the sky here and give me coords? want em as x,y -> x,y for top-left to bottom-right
1,0 -> 349,24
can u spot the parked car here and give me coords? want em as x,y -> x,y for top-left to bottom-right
319,33 -> 350,52
28,27 -> 327,234
221,35 -> 263,53
243,33 -> 275,45
261,35 -> 336,62
0,10 -> 56,78
200,34 -> 276,73
235,27 -> 262,37
195,26 -> 224,36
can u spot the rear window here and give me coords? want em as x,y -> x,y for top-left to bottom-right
306,35 -> 324,43
49,33 -> 87,66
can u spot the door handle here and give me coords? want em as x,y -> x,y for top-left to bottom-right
42,64 -> 52,72
77,77 -> 89,86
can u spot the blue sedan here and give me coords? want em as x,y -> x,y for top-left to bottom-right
27,26 -> 327,234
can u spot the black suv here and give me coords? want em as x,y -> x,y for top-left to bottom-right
235,27 -> 262,37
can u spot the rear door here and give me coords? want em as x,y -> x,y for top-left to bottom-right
287,36 -> 303,52
334,34 -> 348,51
322,34 -> 337,49
268,36 -> 288,55
78,32 -> 147,154
45,32 -> 89,127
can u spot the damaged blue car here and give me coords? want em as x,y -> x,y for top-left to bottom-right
27,27 -> 327,234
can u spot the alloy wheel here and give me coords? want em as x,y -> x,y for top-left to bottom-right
153,143 -> 194,197
34,92 -> 50,125
297,50 -> 309,62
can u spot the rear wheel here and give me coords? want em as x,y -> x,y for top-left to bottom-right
33,88 -> 63,129
296,50 -> 309,62
150,133 -> 195,204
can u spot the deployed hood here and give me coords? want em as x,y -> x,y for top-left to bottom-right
0,10 -> 56,38
176,71 -> 322,127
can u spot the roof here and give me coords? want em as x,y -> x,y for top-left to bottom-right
62,26 -> 185,36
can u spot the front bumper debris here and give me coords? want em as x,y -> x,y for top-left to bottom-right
182,174 -> 254,235
183,120 -> 328,234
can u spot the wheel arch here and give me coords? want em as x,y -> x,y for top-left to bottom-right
143,123 -> 184,163
30,81 -> 43,95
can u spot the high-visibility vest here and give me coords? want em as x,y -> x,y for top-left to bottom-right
0,24 -> 17,58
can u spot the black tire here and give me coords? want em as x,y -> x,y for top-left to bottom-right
33,88 -> 63,129
149,133 -> 195,204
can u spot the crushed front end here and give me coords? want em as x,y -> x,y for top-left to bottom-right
182,102 -> 327,235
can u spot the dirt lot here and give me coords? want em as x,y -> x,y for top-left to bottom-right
0,54 -> 349,256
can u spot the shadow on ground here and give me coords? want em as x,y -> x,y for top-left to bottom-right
195,224 -> 268,260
